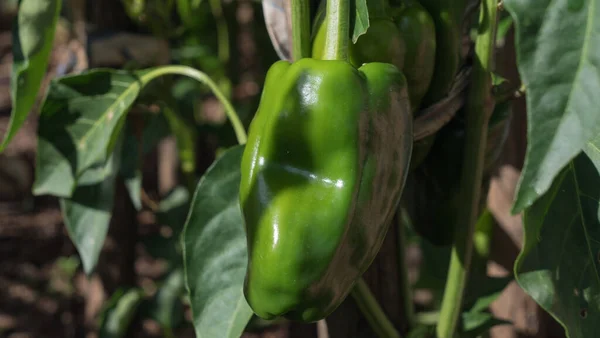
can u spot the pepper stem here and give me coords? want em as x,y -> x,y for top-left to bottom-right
351,279 -> 401,338
323,0 -> 350,60
435,0 -> 497,336
292,0 -> 311,60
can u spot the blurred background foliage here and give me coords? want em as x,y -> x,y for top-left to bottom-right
0,0 -> 280,336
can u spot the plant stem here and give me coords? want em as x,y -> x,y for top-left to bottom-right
351,279 -> 401,338
397,207 -> 415,329
323,0 -> 350,60
435,0 -> 497,336
292,0 -> 311,60
209,0 -> 230,65
142,66 -> 247,145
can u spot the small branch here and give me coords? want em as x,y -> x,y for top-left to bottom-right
323,0 -> 350,60
292,0 -> 311,60
141,66 -> 247,145
436,0 -> 498,336
351,279 -> 401,338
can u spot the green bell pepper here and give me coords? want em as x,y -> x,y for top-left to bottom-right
312,0 -> 440,172
240,58 -> 413,322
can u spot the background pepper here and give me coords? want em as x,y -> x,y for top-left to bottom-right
390,0 -> 438,171
311,0 -> 406,71
239,58 -> 413,322
419,0 -> 467,105
313,0 -> 440,172
390,0 -> 436,112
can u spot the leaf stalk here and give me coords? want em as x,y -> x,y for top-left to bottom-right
351,278 -> 401,338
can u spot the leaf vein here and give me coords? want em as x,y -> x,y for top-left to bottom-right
570,161 -> 600,286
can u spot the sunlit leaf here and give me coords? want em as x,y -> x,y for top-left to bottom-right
33,70 -> 148,197
0,0 -> 61,150
99,288 -> 144,338
61,136 -> 123,274
515,153 -> 600,338
506,0 -> 600,212
182,145 -> 252,338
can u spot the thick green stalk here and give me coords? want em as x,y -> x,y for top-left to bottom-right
292,0 -> 311,60
323,0 -> 350,60
351,279 -> 401,338
435,0 -> 497,336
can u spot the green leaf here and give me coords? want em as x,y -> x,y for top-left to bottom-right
182,145 -> 253,338
505,0 -> 600,212
119,123 -> 143,211
61,182 -> 115,275
0,0 -> 61,151
61,135 -> 123,274
120,113 -> 172,210
32,64 -> 242,197
584,134 -> 600,172
148,269 -> 186,330
496,15 -> 513,46
176,0 -> 205,29
142,186 -> 190,263
461,312 -> 511,338
157,186 -> 191,236
352,0 -> 369,43
99,288 -> 144,338
464,276 -> 513,313
515,153 -> 600,338
412,238 -> 450,298
33,69 -> 149,197
413,311 -> 511,337
406,325 -> 435,338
